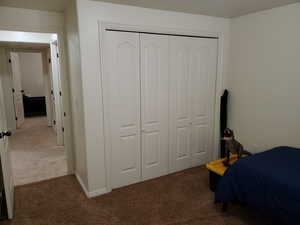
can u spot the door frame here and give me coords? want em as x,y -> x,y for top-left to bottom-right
0,30 -> 74,176
0,52 -> 14,219
5,49 -> 54,128
98,21 -> 225,193
9,52 -> 25,129
45,48 -> 57,129
50,40 -> 64,146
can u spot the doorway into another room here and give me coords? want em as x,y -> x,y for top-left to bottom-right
0,31 -> 68,186
9,51 -> 67,185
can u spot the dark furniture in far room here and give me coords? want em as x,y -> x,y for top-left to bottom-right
215,146 -> 300,225
23,94 -> 47,117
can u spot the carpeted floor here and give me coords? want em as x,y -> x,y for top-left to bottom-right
1,167 -> 274,225
10,117 -> 68,186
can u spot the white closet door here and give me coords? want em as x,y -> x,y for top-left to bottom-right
189,38 -> 218,167
169,36 -> 218,172
140,34 -> 169,181
104,31 -> 141,189
169,36 -> 192,172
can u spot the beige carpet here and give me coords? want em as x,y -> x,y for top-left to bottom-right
10,117 -> 68,186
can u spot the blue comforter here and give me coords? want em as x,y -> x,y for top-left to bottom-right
215,146 -> 300,225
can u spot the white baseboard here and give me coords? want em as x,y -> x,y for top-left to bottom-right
75,173 -> 90,197
88,187 -> 109,198
75,173 -> 109,198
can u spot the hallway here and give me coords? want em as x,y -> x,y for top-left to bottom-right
10,117 -> 67,186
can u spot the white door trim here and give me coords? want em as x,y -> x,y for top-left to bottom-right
54,32 -> 74,174
50,41 -> 64,146
9,52 -> 25,128
42,50 -> 53,127
98,21 -> 224,193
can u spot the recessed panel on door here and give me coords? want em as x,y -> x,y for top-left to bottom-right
104,31 -> 141,189
140,34 -> 169,181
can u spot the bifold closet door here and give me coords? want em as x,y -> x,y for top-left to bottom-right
140,34 -> 169,181
169,36 -> 218,172
104,31 -> 141,189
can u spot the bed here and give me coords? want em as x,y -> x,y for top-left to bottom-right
215,146 -> 300,225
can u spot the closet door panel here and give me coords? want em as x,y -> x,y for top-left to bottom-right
169,36 -> 192,172
170,36 -> 218,172
140,34 -> 169,180
190,38 -> 218,167
104,31 -> 141,189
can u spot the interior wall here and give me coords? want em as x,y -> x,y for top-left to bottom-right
65,0 -> 88,189
0,6 -> 64,33
19,52 -> 44,97
228,3 -> 300,153
76,0 -> 231,195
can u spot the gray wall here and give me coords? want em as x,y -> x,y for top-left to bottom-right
228,3 -> 300,152
19,52 -> 44,97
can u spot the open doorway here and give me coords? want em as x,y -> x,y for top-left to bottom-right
0,28 -> 73,219
0,31 -> 68,187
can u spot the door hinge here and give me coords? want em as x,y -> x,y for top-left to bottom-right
62,127 -> 64,132
49,58 -> 51,63
12,88 -> 15,93
64,112 -> 66,117
15,117 -> 18,121
57,53 -> 59,58
59,91 -> 62,96
51,90 -> 54,95
8,59 -> 11,63
53,120 -> 56,125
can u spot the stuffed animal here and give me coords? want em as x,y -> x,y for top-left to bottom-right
222,128 -> 252,167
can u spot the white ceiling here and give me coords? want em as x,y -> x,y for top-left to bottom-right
0,0 -> 70,13
0,0 -> 299,18
93,0 -> 300,18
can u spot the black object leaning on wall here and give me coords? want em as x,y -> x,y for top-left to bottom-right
220,89 -> 229,158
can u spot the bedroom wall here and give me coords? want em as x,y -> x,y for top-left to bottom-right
228,3 -> 300,152
19,52 -> 45,97
75,0 -> 231,196
64,0 -> 88,190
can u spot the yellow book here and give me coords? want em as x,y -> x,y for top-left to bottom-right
206,154 -> 245,176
